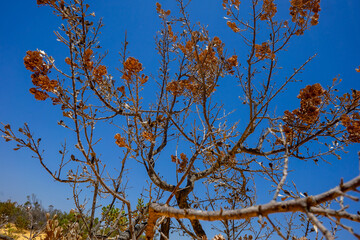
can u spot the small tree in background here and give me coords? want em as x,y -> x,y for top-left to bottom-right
0,195 -> 47,231
1,0 -> 360,239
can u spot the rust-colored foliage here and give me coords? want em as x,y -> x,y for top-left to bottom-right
171,155 -> 179,164
167,34 -> 235,101
114,133 -> 128,148
255,42 -> 275,60
156,2 -> 171,18
290,0 -> 320,35
295,83 -> 326,124
227,21 -> 240,33
179,153 -> 188,173
24,50 -> 46,72
341,89 -> 360,143
117,86 -> 126,95
24,50 -> 58,101
37,0 -> 50,5
121,57 -> 144,84
197,48 -> 218,73
83,48 -> 94,70
65,57 -> 71,65
260,0 -> 277,20
167,24 -> 177,42
65,57 -> 79,68
171,153 -> 188,173
225,55 -> 238,74
139,74 -> 149,85
142,131 -> 155,142
166,77 -> 204,99
222,0 -> 241,8
281,124 -> 295,144
29,87 -> 49,101
124,57 -> 143,74
281,83 -> 326,143
178,40 -> 194,55
92,65 -> 107,84
341,114 -> 360,143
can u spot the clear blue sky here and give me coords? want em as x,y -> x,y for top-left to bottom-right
0,0 -> 359,233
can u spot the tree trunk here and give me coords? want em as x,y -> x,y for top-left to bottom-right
160,217 -> 170,240
175,192 -> 206,239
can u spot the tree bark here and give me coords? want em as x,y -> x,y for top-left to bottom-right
116,222 -> 147,240
175,191 -> 206,239
151,175 -> 360,222
160,217 -> 170,240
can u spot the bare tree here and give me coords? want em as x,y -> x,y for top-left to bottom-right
1,0 -> 359,239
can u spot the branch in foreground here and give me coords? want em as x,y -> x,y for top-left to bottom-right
149,175 -> 360,221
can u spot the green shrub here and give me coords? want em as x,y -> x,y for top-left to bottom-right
0,200 -> 19,223
14,213 -> 30,230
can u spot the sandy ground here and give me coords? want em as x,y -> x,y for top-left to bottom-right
0,224 -> 46,240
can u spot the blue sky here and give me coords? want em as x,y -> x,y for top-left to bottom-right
0,0 -> 359,237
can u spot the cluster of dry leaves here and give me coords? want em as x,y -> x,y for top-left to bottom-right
24,51 -> 58,101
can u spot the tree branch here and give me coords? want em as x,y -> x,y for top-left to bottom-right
150,175 -> 360,222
